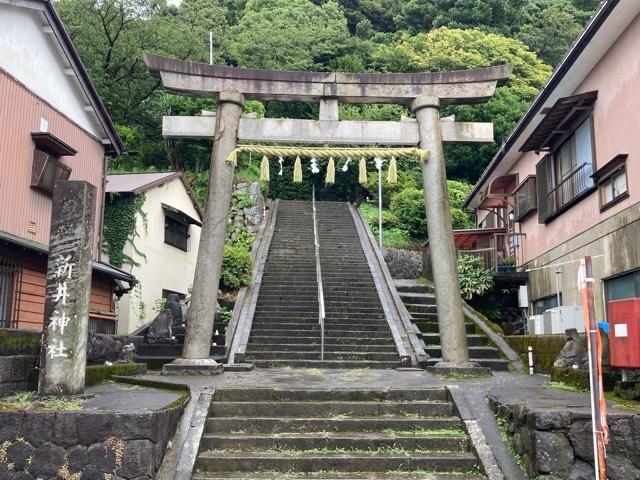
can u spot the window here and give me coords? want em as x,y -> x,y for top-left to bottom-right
595,155 -> 629,211
536,117 -> 596,222
0,256 -> 22,329
532,294 -> 562,315
513,176 -> 537,221
605,270 -> 640,302
164,216 -> 189,251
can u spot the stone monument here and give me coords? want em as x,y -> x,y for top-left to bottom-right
38,181 -> 96,395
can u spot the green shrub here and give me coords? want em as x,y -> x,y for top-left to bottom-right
451,207 -> 474,229
360,203 -> 402,230
365,170 -> 417,208
390,188 -> 427,238
457,254 -> 494,300
221,244 -> 253,290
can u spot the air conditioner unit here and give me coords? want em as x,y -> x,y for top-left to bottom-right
542,306 -> 585,334
528,315 -> 544,335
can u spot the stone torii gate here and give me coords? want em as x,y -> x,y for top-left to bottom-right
144,53 -> 512,373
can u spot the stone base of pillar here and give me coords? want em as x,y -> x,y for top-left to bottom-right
429,361 -> 492,377
161,358 -> 223,376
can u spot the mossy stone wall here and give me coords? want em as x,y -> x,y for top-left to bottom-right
505,335 -> 568,374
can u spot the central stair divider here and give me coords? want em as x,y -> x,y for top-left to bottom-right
312,186 -> 326,361
349,204 -> 427,366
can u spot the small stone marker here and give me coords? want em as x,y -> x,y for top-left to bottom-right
38,181 -> 96,395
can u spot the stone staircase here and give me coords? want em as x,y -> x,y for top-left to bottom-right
244,200 -> 400,368
135,326 -> 226,369
192,386 -> 485,479
395,282 -> 509,371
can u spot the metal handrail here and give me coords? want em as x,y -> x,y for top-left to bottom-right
312,186 -> 325,360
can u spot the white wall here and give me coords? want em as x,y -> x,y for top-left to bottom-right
0,4 -> 104,138
117,178 -> 202,333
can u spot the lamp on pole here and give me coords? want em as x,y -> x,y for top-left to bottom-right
374,157 -> 384,250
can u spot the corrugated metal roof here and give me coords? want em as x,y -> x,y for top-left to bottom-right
105,172 -> 181,194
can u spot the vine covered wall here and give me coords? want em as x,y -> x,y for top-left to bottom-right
102,192 -> 146,268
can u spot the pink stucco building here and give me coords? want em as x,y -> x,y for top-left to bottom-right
464,0 -> 640,323
0,0 -> 133,332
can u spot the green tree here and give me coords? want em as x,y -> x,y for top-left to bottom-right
226,0 -> 351,70
178,0 -> 229,63
516,1 -> 584,66
373,27 -> 552,180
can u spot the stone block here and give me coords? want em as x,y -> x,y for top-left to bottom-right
11,472 -> 34,480
532,431 -> 574,475
567,459 -> 594,480
22,412 -> 54,447
88,441 -> 117,473
53,412 -> 79,447
0,412 -> 23,442
29,442 -> 65,478
6,440 -> 34,470
528,410 -> 570,430
568,420 -> 594,462
117,440 -> 155,478
67,445 -> 89,472
0,356 -> 35,383
80,465 -> 104,480
608,454 -> 640,480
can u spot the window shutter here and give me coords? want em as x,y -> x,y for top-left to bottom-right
536,154 -> 553,223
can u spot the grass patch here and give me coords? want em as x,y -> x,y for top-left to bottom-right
383,427 -> 465,436
496,415 -> 526,472
0,392 -> 84,412
543,381 -> 582,392
604,392 -> 640,413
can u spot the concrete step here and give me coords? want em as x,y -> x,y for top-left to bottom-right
394,283 -> 434,294
245,351 -> 399,361
204,415 -> 461,434
196,451 -> 478,473
208,400 -> 455,418
398,292 -> 436,304
248,336 -> 395,346
193,473 -> 484,480
404,304 -> 438,314
421,333 -> 488,347
136,344 -> 224,356
199,431 -> 468,452
416,322 -> 476,334
247,343 -> 396,353
423,345 -> 501,360
250,359 -> 401,369
426,357 -> 510,371
211,388 -> 450,402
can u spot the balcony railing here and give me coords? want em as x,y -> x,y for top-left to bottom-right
456,232 -> 525,272
539,162 -> 594,222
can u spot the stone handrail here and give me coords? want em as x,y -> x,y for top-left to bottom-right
349,204 -> 427,367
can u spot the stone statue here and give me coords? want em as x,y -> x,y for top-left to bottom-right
87,333 -> 122,363
166,294 -> 184,327
554,329 -> 589,369
146,309 -> 176,344
120,343 -> 136,363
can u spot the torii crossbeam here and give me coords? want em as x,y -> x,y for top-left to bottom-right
144,53 -> 512,374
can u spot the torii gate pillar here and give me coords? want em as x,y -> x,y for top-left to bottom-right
412,96 -> 474,369
163,90 -> 245,375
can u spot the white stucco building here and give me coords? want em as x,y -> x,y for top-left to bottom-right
105,172 -> 202,333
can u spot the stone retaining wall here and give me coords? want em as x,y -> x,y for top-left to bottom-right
0,329 -> 40,397
490,395 -> 640,479
0,402 -> 184,479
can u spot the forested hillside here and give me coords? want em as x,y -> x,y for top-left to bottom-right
57,0 -> 598,206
